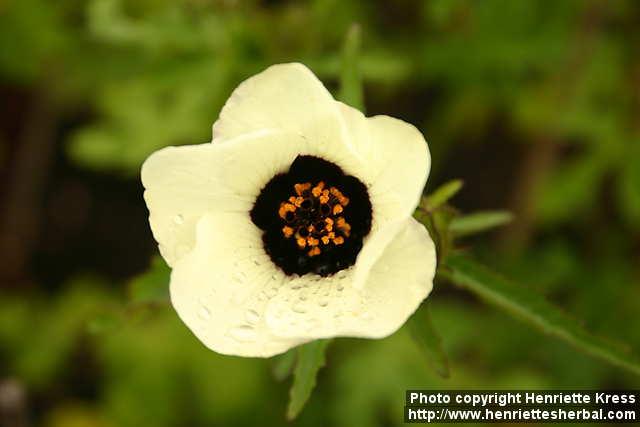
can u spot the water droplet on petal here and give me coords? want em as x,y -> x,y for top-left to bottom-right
292,302 -> 307,313
245,309 -> 260,324
318,297 -> 329,307
265,287 -> 278,298
198,306 -> 211,320
173,214 -> 184,225
228,325 -> 256,342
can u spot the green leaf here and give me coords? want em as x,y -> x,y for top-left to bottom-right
441,254 -> 640,376
287,340 -> 330,420
271,349 -> 297,382
338,23 -> 364,111
422,179 -> 463,211
414,207 -> 454,263
449,210 -> 513,237
128,256 -> 170,305
408,303 -> 450,378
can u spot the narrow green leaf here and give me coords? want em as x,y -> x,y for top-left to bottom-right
408,303 -> 450,378
272,349 -> 297,382
422,179 -> 463,211
128,256 -> 170,304
441,254 -> 640,376
287,340 -> 330,420
449,210 -> 513,237
338,24 -> 364,111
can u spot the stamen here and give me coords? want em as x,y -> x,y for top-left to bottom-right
294,182 -> 311,195
278,203 -> 296,219
308,247 -> 321,257
279,180 -> 353,258
311,181 -> 325,197
282,226 -> 294,238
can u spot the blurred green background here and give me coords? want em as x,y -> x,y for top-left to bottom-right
1,0 -> 640,426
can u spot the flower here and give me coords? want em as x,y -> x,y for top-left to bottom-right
141,63 -> 436,357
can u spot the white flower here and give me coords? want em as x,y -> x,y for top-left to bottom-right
141,63 -> 436,357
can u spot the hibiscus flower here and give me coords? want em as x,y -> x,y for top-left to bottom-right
141,63 -> 436,357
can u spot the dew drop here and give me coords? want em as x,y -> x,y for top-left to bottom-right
292,302 -> 307,314
245,309 -> 261,324
228,325 -> 256,342
198,306 -> 211,320
173,214 -> 184,225
265,287 -> 278,298
318,297 -> 329,307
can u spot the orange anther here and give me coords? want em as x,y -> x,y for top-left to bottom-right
282,226 -> 294,237
279,203 -> 296,219
333,236 -> 345,245
308,247 -> 321,257
333,204 -> 344,215
294,182 -> 311,195
307,237 -> 319,247
296,237 -> 307,248
321,235 -> 330,245
311,181 -> 325,197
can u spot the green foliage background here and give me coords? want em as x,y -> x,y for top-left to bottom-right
1,0 -> 639,426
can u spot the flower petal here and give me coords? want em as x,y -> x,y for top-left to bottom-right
169,212 -> 307,357
264,217 -> 436,340
212,63 -> 365,177
337,102 -> 431,224
141,143 -> 251,266
142,128 -> 365,268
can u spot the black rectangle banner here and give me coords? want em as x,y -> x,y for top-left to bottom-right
404,390 -> 639,423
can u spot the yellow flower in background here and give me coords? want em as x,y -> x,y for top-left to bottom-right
141,63 -> 436,357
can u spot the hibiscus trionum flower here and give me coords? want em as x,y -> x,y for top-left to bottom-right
141,63 -> 436,357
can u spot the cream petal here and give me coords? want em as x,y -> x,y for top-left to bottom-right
141,142 -> 252,266
141,128 -> 365,268
264,217 -> 436,340
212,63 -> 340,142
211,63 -> 364,177
351,219 -> 406,290
169,212 -> 308,357
337,102 -> 431,224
